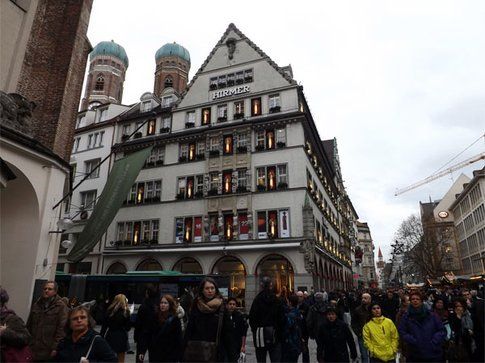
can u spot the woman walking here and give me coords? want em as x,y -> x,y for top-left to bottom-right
448,299 -> 474,362
56,306 -> 117,362
363,302 -> 399,363
101,294 -> 131,363
183,277 -> 225,362
138,294 -> 182,362
398,291 -> 446,362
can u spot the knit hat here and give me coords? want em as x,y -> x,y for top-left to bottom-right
0,287 -> 9,305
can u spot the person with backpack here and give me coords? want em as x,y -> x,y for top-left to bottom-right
249,277 -> 285,363
282,294 -> 303,363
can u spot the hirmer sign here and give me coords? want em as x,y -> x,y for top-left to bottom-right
212,85 -> 250,100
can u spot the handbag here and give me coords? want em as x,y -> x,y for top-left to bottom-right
1,345 -> 33,362
254,326 -> 275,348
183,307 -> 224,362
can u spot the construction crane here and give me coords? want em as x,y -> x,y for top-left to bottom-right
395,152 -> 485,196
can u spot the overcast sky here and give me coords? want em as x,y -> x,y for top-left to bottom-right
86,0 -> 485,262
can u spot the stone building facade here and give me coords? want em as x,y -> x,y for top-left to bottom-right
1,0 -> 92,319
356,221 -> 377,287
60,24 -> 357,308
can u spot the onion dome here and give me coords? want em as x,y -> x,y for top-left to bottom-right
90,40 -> 129,67
155,42 -> 190,64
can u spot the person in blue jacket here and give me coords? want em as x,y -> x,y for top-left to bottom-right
398,291 -> 446,362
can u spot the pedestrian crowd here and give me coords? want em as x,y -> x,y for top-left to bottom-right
0,280 -> 483,363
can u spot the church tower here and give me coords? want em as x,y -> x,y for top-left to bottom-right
81,40 -> 129,110
153,42 -> 190,98
377,247 -> 385,269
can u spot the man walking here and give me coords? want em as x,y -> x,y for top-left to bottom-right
27,281 -> 68,361
249,277 -> 285,363
351,292 -> 372,363
296,291 -> 310,363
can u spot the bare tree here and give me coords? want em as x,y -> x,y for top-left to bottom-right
394,214 -> 451,280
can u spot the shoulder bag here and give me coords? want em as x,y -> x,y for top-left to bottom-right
183,307 -> 224,362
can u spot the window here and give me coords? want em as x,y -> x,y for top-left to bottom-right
87,134 -> 93,149
244,69 -> 253,82
238,212 -> 249,240
269,94 -> 281,112
80,190 -> 97,210
142,101 -> 152,113
95,76 -> 104,91
256,164 -> 288,191
209,214 -> 219,241
255,128 -> 285,150
178,174 -> 203,199
98,108 -> 108,122
146,147 -> 164,165
122,124 -> 131,138
217,104 -> 228,122
224,213 -> 234,240
276,128 -> 286,146
201,108 -> 211,125
210,77 -> 218,90
266,130 -> 275,149
188,143 -> 196,161
234,101 -> 244,119
209,172 -> 219,194
227,73 -> 235,86
237,169 -> 247,191
162,96 -> 173,108
218,75 -> 227,88
186,111 -> 195,127
164,77 -> 173,88
161,116 -> 171,132
209,136 -> 220,151
251,98 -> 262,116
236,71 -> 244,84
85,158 -> 101,179
125,180 -> 162,204
176,217 -> 197,243
72,137 -> 80,152
147,119 -> 156,135
179,144 -> 188,160
223,171 -> 232,194
196,141 -> 205,157
238,133 -> 248,148
223,135 -> 233,155
77,115 -> 85,128
117,219 -> 159,245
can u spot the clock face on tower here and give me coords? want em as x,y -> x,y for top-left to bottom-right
438,211 -> 449,219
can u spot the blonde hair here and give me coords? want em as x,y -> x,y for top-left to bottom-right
108,294 -> 128,316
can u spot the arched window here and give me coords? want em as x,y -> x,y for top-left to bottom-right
256,254 -> 294,295
212,256 -> 246,306
95,75 -> 104,91
136,258 -> 162,271
164,76 -> 173,88
106,262 -> 127,274
172,257 -> 202,274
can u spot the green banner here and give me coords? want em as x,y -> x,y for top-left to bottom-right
67,146 -> 153,263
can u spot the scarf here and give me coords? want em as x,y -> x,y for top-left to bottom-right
408,305 -> 428,322
197,296 -> 223,313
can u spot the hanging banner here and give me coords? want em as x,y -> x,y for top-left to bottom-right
175,218 -> 184,244
67,146 -> 153,262
279,209 -> 290,238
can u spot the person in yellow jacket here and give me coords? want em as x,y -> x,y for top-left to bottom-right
363,302 -> 399,363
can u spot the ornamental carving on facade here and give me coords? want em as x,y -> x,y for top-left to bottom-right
0,91 -> 35,136
300,239 -> 315,273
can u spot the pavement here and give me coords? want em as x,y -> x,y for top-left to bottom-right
120,328 -> 319,363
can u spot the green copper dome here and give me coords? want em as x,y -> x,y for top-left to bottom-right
155,42 -> 190,64
90,41 -> 129,67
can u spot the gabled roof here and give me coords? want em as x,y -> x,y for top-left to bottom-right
181,23 -> 297,100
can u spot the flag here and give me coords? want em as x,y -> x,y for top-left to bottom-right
67,146 -> 153,263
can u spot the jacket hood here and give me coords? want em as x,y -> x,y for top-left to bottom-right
371,316 -> 386,324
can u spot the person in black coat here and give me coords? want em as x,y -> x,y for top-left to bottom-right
381,290 -> 400,323
317,307 -> 357,363
100,294 -> 131,362
248,277 -> 286,363
134,285 -> 159,363
183,277 -> 225,362
137,294 -> 182,363
56,306 -> 117,362
222,298 -> 248,362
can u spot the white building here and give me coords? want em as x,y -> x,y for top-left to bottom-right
449,168 -> 485,276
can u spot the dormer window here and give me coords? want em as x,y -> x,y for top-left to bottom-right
98,108 -> 108,122
95,75 -> 104,91
162,96 -> 173,108
269,94 -> 281,113
142,101 -> 152,113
